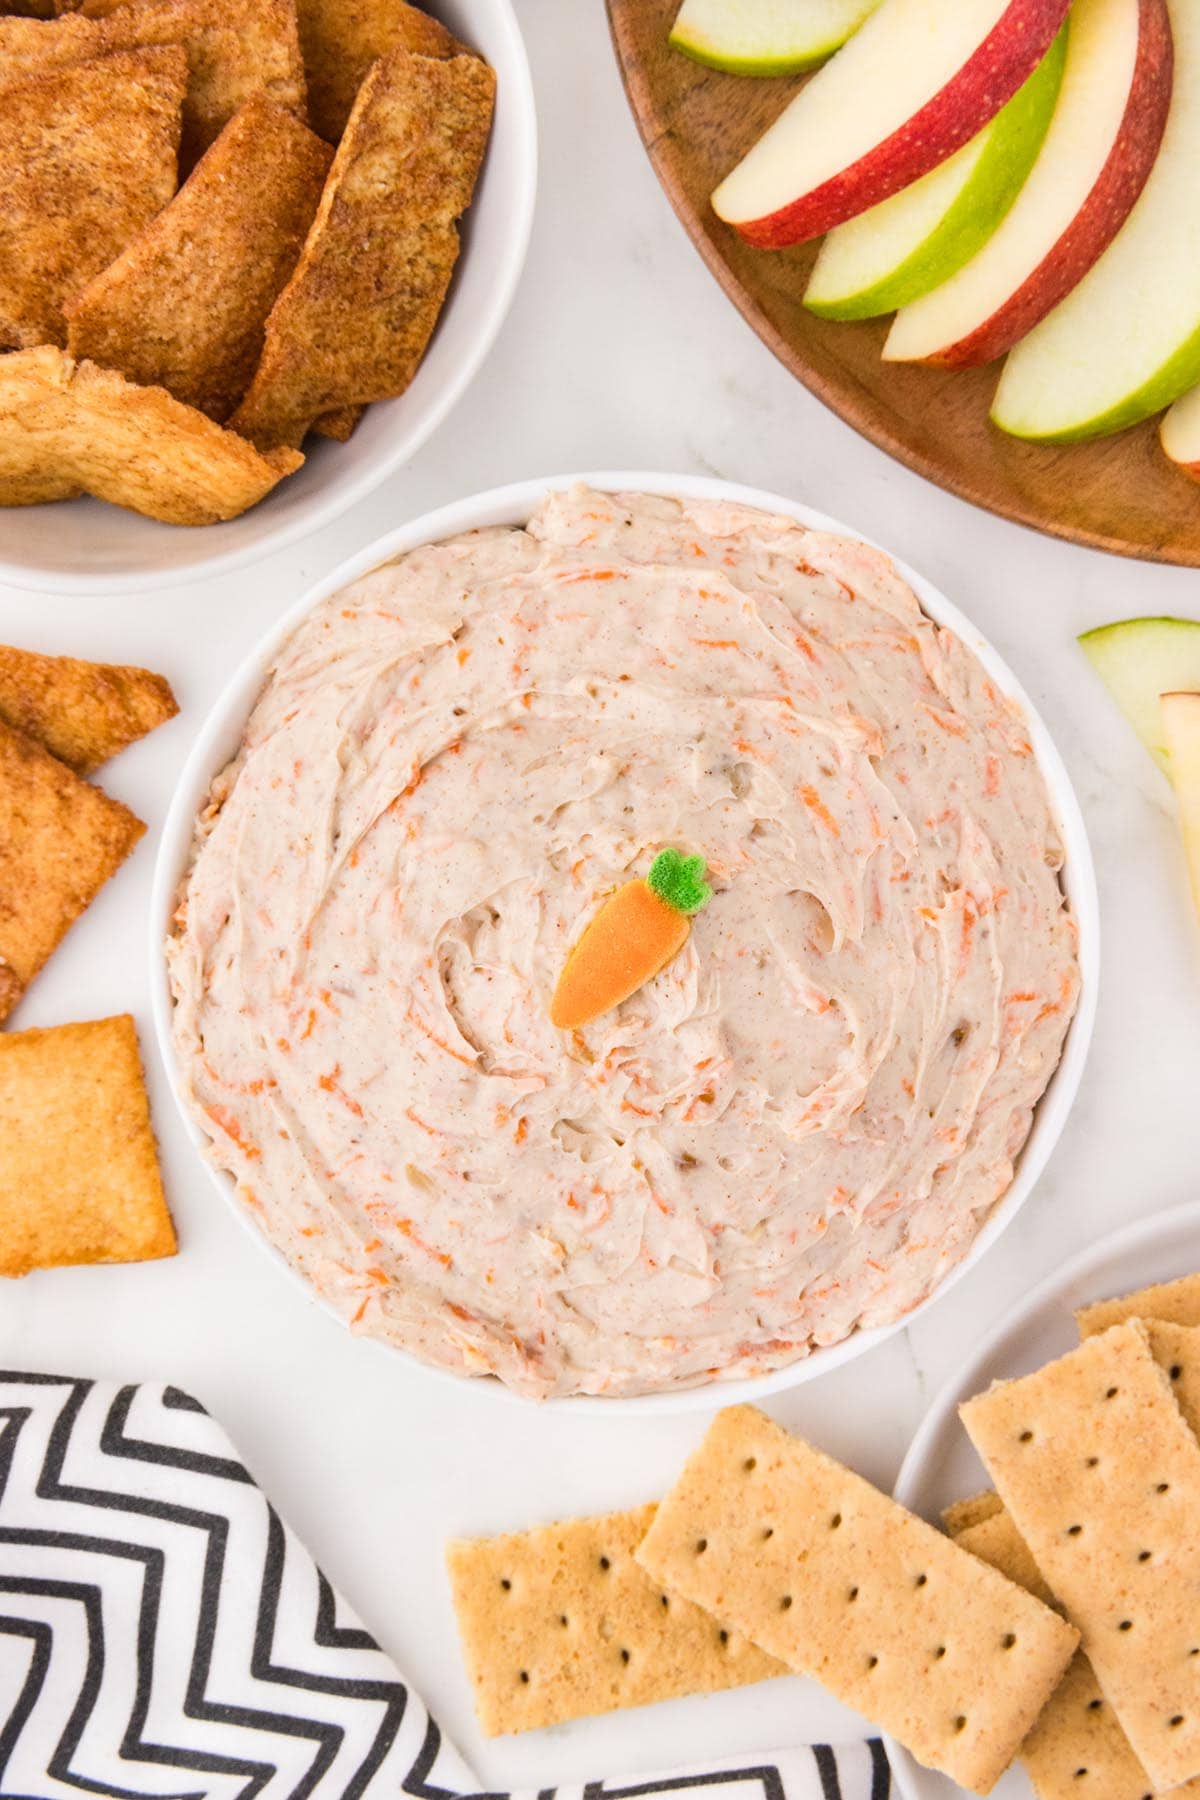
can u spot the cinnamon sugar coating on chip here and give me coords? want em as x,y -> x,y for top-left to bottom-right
0,46 -> 185,349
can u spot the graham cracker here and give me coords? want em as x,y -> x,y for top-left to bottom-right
953,1507 -> 1161,1800
0,643 -> 177,774
1016,1651 -> 1158,1800
0,1015 -> 175,1276
0,46 -> 186,350
635,1406 -> 1078,1796
0,717 -> 144,1022
446,1502 -> 783,1736
229,47 -> 495,449
961,1323 -> 1200,1791
942,1491 -> 1005,1536
1145,1321 -> 1200,1439
1078,1276 -> 1200,1341
66,95 -> 332,422
953,1508 -> 1055,1607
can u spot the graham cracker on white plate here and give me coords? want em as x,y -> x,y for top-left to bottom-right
952,1503 -> 1167,1800
961,1322 -> 1200,1792
1077,1275 -> 1200,1341
942,1491 -> 1005,1536
634,1405 -> 1078,1796
446,1501 -> 782,1735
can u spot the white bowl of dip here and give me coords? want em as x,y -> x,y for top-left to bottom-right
150,472 -> 1099,1413
0,0 -> 536,597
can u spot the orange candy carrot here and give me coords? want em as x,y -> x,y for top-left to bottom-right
549,848 -> 713,1030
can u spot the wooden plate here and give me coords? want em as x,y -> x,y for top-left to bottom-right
606,0 -> 1200,566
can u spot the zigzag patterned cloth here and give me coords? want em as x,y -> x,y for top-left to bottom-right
0,1374 -> 890,1800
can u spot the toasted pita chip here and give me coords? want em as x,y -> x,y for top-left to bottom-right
312,404 -> 363,440
0,1015 -> 176,1277
0,719 -> 144,1023
66,97 -> 331,421
295,0 -> 462,141
0,47 -> 185,350
230,48 -> 494,450
0,347 -> 302,525
0,961 -> 23,1016
0,645 -> 177,774
0,0 -> 305,163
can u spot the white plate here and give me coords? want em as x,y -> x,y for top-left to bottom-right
889,1199 -> 1200,1800
149,469 -> 1100,1414
0,0 -> 537,595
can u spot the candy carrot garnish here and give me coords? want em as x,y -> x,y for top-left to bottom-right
549,848 -> 713,1030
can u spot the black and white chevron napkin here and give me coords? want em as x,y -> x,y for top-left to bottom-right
0,1374 -> 889,1800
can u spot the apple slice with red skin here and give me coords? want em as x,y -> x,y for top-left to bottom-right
712,0 -> 1073,249
992,0 -> 1200,441
885,0 -> 1172,368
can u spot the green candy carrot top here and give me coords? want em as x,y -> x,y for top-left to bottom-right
549,848 -> 713,1030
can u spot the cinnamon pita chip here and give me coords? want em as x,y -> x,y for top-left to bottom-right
312,405 -> 363,441
0,46 -> 185,350
0,1015 -> 176,1277
67,96 -> 332,421
0,0 -> 306,163
295,0 -> 463,142
0,347 -> 303,525
230,48 -> 494,450
0,644 -> 177,774
0,718 -> 144,1023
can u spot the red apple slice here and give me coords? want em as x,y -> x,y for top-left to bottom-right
885,0 -> 1172,367
992,0 -> 1200,441
711,0 -> 1073,249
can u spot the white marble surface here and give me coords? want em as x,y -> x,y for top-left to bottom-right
2,1 -> 1199,1788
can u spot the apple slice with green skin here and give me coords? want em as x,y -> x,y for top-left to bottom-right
710,0 -> 1073,249
991,0 -> 1196,441
669,0 -> 883,75
1161,381 -> 1200,476
1160,692 -> 1200,917
1079,617 -> 1200,771
885,0 -> 1172,366
805,30 -> 1065,321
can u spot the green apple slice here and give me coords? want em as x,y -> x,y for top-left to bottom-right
805,28 -> 1064,320
669,0 -> 883,75
1079,617 -> 1200,771
1161,691 -> 1200,917
992,0 -> 1193,442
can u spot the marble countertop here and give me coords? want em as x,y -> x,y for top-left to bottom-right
2,0 -> 1198,1788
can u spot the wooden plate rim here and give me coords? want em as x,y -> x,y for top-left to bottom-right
605,1 -> 1200,568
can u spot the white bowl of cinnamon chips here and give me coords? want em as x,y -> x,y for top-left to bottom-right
0,0 -> 536,594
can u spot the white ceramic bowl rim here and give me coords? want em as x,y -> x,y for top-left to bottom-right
150,470 -> 1101,1415
0,0 -> 537,597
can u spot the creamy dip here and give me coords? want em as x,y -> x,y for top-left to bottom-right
168,487 -> 1080,1399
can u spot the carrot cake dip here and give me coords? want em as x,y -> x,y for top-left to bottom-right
168,486 -> 1080,1399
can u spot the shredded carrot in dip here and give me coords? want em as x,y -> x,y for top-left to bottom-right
168,486 -> 1079,1401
